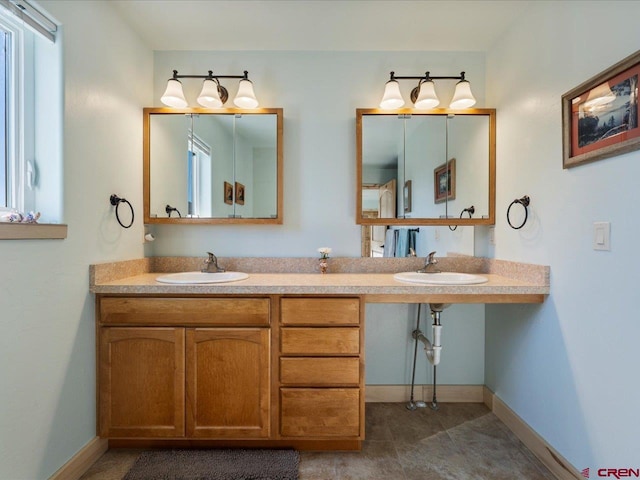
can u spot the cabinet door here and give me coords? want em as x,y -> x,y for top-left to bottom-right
99,327 -> 185,438
186,328 -> 270,438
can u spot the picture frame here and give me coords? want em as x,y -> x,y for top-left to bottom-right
403,180 -> 412,213
434,158 -> 456,204
235,182 -> 245,205
562,50 -> 640,168
223,181 -> 233,205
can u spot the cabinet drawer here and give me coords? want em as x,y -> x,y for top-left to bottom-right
281,327 -> 359,355
281,298 -> 360,325
280,357 -> 360,386
280,388 -> 361,437
100,297 -> 270,326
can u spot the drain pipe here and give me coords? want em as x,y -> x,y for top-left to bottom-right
411,304 -> 446,410
412,315 -> 442,366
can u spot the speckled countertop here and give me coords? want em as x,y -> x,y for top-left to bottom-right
90,256 -> 549,304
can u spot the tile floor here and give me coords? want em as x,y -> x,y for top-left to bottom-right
80,402 -> 555,480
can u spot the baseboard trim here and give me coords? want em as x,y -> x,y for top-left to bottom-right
482,385 -> 494,410
365,384 -> 484,403
52,389 -> 579,480
484,387 -> 581,480
49,436 -> 108,480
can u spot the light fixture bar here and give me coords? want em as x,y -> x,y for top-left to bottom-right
380,70 -> 476,110
161,70 -> 259,109
392,71 -> 468,82
171,71 -> 248,81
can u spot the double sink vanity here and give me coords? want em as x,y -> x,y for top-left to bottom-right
90,255 -> 549,450
95,104 -> 548,450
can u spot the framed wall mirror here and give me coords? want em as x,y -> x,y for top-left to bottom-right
143,107 -> 283,224
356,108 -> 495,227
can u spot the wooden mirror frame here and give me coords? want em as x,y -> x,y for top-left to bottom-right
143,107 -> 283,224
356,108 -> 496,226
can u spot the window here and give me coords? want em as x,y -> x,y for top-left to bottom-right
0,1 -> 64,238
187,132 -> 212,218
1,27 -> 7,207
1,8 -> 36,214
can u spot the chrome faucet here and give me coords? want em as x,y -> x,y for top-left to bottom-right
417,251 -> 441,274
201,252 -> 226,273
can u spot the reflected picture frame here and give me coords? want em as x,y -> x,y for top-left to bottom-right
403,180 -> 412,213
562,50 -> 640,168
223,181 -> 233,205
434,158 -> 456,204
235,182 -> 245,205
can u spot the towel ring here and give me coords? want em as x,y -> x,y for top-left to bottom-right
110,194 -> 134,229
507,196 -> 530,230
166,204 -> 182,218
449,206 -> 475,231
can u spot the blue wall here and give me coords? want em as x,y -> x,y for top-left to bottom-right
149,50 -> 487,387
486,1 -> 640,469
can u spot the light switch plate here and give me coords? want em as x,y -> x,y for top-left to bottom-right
593,222 -> 610,251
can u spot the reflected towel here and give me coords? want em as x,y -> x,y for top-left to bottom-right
395,229 -> 409,257
383,229 -> 395,257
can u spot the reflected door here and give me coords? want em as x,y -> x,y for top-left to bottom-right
371,179 -> 396,256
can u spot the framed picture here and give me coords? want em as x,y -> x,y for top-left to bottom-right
235,182 -> 245,205
434,158 -> 456,204
403,180 -> 412,213
223,181 -> 233,205
562,50 -> 640,168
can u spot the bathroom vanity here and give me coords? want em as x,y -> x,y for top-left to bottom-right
91,257 -> 548,450
97,293 -> 364,449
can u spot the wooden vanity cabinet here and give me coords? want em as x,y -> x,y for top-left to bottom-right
97,295 -> 365,447
97,297 -> 271,439
279,297 -> 364,440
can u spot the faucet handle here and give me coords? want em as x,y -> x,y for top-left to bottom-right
202,252 -> 225,273
417,251 -> 440,274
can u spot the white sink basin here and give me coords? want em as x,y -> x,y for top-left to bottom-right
156,271 -> 249,284
393,271 -> 488,285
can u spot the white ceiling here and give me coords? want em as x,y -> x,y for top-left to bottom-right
108,0 -> 537,52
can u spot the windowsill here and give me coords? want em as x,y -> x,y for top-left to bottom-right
0,223 -> 67,240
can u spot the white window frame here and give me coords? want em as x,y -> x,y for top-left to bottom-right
1,15 -> 20,212
0,3 -> 65,239
0,11 -> 37,212
187,131 -> 212,218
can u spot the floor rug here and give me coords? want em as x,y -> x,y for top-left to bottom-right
123,449 -> 299,480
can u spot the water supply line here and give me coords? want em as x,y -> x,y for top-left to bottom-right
412,303 -> 446,410
407,304 -> 427,411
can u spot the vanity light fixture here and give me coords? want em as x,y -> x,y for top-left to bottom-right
161,70 -> 259,108
379,71 -> 476,110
